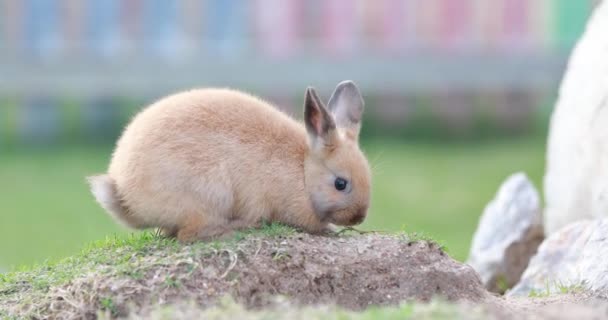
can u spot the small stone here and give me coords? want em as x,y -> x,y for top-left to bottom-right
509,219 -> 608,297
467,172 -> 544,293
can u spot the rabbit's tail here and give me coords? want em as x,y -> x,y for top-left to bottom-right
87,174 -> 143,229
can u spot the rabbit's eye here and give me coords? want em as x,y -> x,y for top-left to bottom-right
334,177 -> 348,191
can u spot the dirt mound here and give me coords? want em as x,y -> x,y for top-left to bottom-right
230,233 -> 487,308
6,231 -> 606,319
3,232 -> 488,319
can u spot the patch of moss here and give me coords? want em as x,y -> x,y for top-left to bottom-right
397,230 -> 449,254
0,223 -> 301,309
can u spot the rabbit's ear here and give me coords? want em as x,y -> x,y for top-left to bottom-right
327,80 -> 364,139
304,87 -> 336,148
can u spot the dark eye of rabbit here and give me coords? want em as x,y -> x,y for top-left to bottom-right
334,177 -> 348,191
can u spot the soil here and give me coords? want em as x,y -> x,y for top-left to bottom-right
4,232 -> 608,319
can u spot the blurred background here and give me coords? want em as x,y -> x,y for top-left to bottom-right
0,0 -> 598,269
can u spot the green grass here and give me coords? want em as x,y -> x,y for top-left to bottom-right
0,232 -> 167,294
0,223 -> 296,296
527,280 -> 587,298
0,232 -> 210,318
0,138 -> 546,269
134,297 -> 483,320
0,146 -> 125,270
360,138 -> 546,260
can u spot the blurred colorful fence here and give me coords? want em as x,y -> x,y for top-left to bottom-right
0,0 -> 597,146
0,0 -> 595,57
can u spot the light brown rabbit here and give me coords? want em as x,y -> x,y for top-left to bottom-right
88,81 -> 371,242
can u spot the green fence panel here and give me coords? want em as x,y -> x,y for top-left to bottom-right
554,0 -> 593,50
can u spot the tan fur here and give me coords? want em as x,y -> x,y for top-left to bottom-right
88,81 -> 371,241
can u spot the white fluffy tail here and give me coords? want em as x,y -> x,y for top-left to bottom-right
87,174 -> 140,228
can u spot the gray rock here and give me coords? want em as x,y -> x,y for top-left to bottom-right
544,0 -> 608,235
467,173 -> 544,293
509,219 -> 608,297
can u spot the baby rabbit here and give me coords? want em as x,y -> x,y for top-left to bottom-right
88,81 -> 371,242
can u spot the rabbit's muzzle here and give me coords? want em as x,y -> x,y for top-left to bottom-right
347,208 -> 367,226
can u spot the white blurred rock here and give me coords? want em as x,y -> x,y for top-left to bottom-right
544,0 -> 608,235
467,173 -> 544,293
509,219 -> 608,297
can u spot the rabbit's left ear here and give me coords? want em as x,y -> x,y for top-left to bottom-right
327,80 -> 364,140
304,87 -> 337,149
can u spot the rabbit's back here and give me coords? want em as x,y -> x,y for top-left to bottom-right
108,89 -> 309,228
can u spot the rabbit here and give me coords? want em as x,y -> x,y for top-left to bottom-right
88,80 -> 371,242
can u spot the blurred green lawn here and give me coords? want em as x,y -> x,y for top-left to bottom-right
0,138 -> 545,269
